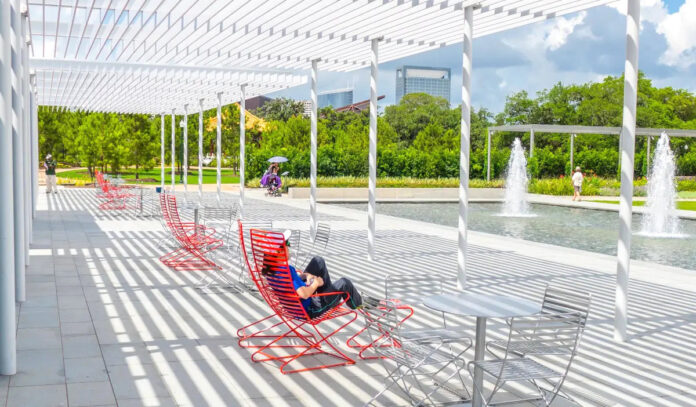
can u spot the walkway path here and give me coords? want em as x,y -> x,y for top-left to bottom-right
1,187 -> 695,406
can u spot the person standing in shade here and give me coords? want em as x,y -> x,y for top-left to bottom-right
572,166 -> 584,201
44,154 -> 58,194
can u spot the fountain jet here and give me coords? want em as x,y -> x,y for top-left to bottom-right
500,138 -> 534,217
640,132 -> 685,237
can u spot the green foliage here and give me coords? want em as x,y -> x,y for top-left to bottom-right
39,72 -> 696,185
56,168 -> 239,185
245,176 -> 504,190
254,97 -> 304,122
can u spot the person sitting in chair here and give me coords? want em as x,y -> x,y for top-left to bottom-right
262,230 -> 362,318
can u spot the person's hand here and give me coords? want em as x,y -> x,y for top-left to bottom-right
313,276 -> 324,287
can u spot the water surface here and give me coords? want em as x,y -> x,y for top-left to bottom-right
336,202 -> 696,270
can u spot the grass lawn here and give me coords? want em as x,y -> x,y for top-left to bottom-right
57,168 -> 240,185
593,200 -> 696,211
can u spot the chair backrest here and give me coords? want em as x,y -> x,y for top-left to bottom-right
236,220 -> 273,254
299,223 -> 331,269
160,193 -> 193,248
506,312 -> 585,357
361,296 -> 411,351
541,287 -> 591,330
202,206 -> 237,225
313,223 -> 331,247
249,228 -> 309,321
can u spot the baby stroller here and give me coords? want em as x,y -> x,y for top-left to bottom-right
261,171 -> 285,197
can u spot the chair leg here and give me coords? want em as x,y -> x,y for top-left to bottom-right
238,315 -> 316,349
279,313 -> 357,374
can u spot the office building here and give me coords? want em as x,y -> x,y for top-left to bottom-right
395,66 -> 451,103
318,89 -> 354,109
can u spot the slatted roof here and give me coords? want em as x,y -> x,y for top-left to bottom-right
27,0 -> 618,113
489,124 -> 696,138
32,59 -> 307,114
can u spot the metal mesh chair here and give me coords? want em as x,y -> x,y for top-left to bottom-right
384,274 -> 473,345
361,296 -> 470,406
486,286 -> 592,357
298,223 -> 331,270
201,205 -> 238,249
470,302 -> 589,406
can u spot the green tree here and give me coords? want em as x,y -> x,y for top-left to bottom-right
255,97 -> 304,121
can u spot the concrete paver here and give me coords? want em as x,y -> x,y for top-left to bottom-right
3,186 -> 694,406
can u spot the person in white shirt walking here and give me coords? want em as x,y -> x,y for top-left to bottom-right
572,166 -> 584,201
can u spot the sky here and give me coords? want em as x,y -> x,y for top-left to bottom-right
268,0 -> 696,114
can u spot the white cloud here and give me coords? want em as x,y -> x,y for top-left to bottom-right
609,0 -> 696,68
657,0 -> 696,68
544,11 -> 587,51
607,0 -> 668,25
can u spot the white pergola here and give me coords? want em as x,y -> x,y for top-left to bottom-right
486,124 -> 696,180
2,2 -> 642,396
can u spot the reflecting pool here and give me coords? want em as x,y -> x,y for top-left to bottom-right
336,202 -> 696,270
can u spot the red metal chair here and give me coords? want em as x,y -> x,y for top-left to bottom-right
159,193 -> 222,271
235,220 -> 303,349
94,170 -> 137,210
246,228 -> 357,374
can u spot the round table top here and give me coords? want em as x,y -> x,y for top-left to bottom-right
423,293 -> 541,318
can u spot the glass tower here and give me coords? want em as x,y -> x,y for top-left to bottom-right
396,66 -> 451,104
318,89 -> 354,109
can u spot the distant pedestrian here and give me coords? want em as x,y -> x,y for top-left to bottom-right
572,166 -> 583,201
44,154 -> 58,194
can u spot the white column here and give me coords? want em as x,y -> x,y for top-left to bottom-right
30,78 -> 37,220
11,0 -> 26,303
171,109 -> 175,192
239,84 -> 247,217
160,113 -> 165,190
0,0 -> 17,376
457,5 -> 474,289
310,60 -> 319,241
198,99 -> 204,204
615,0 -> 640,342
216,92 -> 222,204
22,14 -> 31,255
183,104 -> 188,198
570,134 -> 575,172
530,129 -> 535,158
367,38 -> 380,261
486,129 -> 491,181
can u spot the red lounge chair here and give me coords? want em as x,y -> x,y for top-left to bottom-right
246,228 -> 357,374
159,193 -> 222,271
94,170 -> 137,210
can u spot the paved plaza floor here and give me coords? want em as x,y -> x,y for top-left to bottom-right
1,187 -> 695,406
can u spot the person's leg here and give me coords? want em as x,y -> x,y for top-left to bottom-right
304,256 -> 348,315
46,175 -> 53,193
303,256 -> 332,289
330,277 -> 362,309
51,175 -> 58,193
